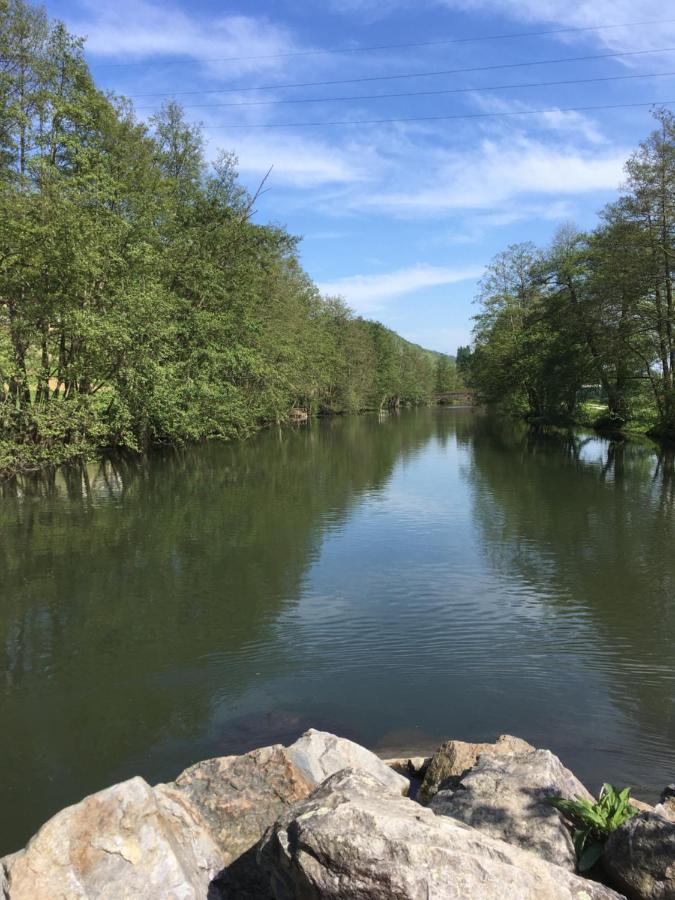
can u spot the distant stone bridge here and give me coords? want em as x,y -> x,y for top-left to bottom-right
435,390 -> 476,406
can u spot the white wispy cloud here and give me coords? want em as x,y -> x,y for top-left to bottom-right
357,135 -> 627,214
207,121 -> 627,226
68,0 -> 297,74
328,0 -> 675,54
467,93 -> 608,144
436,0 -> 675,53
203,131 -> 382,188
324,0 -> 413,19
420,200 -> 576,246
318,264 -> 483,314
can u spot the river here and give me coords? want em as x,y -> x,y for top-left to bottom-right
1,407 -> 674,854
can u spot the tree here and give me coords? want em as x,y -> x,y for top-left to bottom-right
584,211 -> 649,422
0,0 -> 437,475
455,346 -> 472,385
434,354 -> 457,394
465,111 -> 675,434
615,109 -> 675,434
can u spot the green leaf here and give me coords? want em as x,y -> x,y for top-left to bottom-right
578,841 -> 604,872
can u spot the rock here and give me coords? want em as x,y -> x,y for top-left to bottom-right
381,756 -> 431,802
656,785 -> 675,822
603,811 -> 675,900
286,728 -> 409,795
257,768 -> 623,899
633,797 -> 656,813
0,776 -> 223,899
169,744 -> 315,867
0,745 -> 316,900
1,851 -> 21,897
382,756 -> 430,778
430,748 -> 593,870
418,733 -> 534,803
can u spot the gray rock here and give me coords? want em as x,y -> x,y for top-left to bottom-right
257,768 -> 623,900
430,748 -> 593,870
418,733 -> 534,803
653,803 -> 675,823
603,811 -> 675,900
656,785 -> 675,822
0,776 -> 223,899
286,728 -> 409,795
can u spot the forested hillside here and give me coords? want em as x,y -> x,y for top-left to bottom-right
0,0 -> 456,474
460,110 -> 675,439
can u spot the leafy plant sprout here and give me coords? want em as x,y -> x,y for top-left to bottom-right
547,784 -> 640,872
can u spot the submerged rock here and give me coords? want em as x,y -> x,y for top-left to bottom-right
430,747 -> 593,870
257,767 -> 623,899
602,811 -> 675,900
418,733 -> 534,803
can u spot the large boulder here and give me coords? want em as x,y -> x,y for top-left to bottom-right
430,748 -> 593,870
418,733 -> 534,803
0,776 -> 223,899
257,768 -> 623,899
286,728 -> 409,795
602,811 -> 675,900
0,745 -> 317,900
1,733 -> 411,899
210,732 -> 407,898
169,744 -> 315,867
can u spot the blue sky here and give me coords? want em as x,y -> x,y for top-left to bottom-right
42,0 -> 675,353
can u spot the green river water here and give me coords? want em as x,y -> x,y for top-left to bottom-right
1,407 -> 674,854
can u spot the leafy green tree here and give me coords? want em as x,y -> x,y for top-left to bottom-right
466,111 -> 675,434
614,109 -> 675,434
434,354 -> 457,394
455,345 -> 472,386
0,0 -> 437,475
583,212 -> 650,423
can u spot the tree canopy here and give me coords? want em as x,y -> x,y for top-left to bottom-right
0,0 -> 453,474
463,109 -> 675,437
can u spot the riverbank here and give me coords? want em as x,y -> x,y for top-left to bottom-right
0,400 -> 442,481
502,402 -> 675,446
2,728 -> 673,899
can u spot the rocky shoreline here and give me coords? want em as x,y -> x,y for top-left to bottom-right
1,729 -> 673,899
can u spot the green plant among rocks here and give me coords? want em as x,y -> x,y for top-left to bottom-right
547,784 -> 640,872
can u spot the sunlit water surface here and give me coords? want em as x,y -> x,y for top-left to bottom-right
1,408 -> 674,853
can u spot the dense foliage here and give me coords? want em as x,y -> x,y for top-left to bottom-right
461,110 -> 675,438
0,0 -> 457,474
